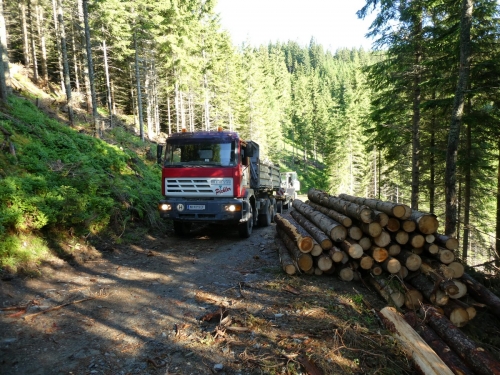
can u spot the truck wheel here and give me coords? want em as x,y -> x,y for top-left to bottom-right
271,198 -> 277,222
238,205 -> 253,238
277,200 -> 283,214
173,221 -> 191,236
258,202 -> 272,227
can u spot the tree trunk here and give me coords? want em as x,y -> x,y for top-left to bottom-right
77,0 -> 91,112
20,0 -> 30,67
409,210 -> 439,234
290,210 -> 332,250
274,213 -> 314,253
462,113 -> 472,260
306,201 -> 352,227
445,0 -> 473,237
277,227 -> 313,272
102,36 -> 113,128
422,305 -> 500,375
0,0 -> 10,102
434,234 -> 459,250
274,234 -> 297,275
70,15 -> 80,93
497,141 -> 500,262
28,0 -> 38,82
51,0 -> 64,92
57,0 -> 74,125
133,32 -> 144,141
309,190 -> 375,223
397,250 -> 422,271
369,277 -> 405,308
82,0 -> 97,135
35,1 -> 48,84
403,312 -> 475,375
379,307 -> 454,375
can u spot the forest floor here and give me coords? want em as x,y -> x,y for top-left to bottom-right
1,219 -> 499,375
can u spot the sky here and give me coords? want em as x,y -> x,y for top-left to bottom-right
214,0 -> 377,52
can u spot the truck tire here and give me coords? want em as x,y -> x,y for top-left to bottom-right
173,221 -> 192,236
271,198 -> 277,222
238,205 -> 253,238
258,201 -> 272,227
277,200 -> 283,214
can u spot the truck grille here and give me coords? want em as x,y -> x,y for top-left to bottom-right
164,178 -> 233,197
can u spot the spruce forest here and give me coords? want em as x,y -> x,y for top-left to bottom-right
1,0 -> 500,270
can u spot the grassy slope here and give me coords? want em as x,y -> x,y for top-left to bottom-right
0,92 -> 163,273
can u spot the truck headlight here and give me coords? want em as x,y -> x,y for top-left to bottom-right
224,204 -> 241,212
159,203 -> 172,211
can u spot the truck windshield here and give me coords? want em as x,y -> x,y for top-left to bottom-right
164,140 -> 236,167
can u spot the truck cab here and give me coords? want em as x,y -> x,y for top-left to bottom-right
157,130 -> 279,238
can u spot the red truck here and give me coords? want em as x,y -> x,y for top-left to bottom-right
157,129 -> 285,238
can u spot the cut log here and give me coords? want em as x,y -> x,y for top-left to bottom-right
369,276 -> 405,308
292,199 -> 347,242
403,312 -> 475,375
410,211 -> 439,234
310,243 -> 323,257
347,226 -> 363,240
359,254 -> 374,270
274,235 -> 297,275
305,201 -> 353,227
276,227 -> 313,272
447,262 -> 464,278
304,267 -> 315,275
434,233 -> 459,250
314,267 -> 323,276
461,273 -> 500,319
387,243 -> 401,257
425,234 -> 435,243
409,233 -> 425,248
374,210 -> 389,227
393,230 -> 409,245
422,306 -> 500,375
397,250 -> 422,271
381,256 -> 401,274
358,236 -> 372,251
397,266 -> 409,279
452,298 -> 477,320
406,272 -> 449,306
314,252 -> 334,272
411,247 -> 424,255
368,246 -> 389,263
401,220 -> 417,233
420,262 -> 459,296
386,218 -> 401,232
338,194 -> 411,219
434,248 -> 455,264
338,264 -> 354,281
361,222 -> 382,238
328,246 -> 344,263
370,264 -> 383,276
373,230 -> 391,247
447,280 -> 467,299
274,213 -> 314,253
290,210 -> 333,250
404,285 -> 424,309
379,307 -> 454,375
339,238 -> 363,259
424,243 -> 439,255
309,189 -> 375,223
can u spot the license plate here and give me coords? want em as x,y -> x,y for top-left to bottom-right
188,205 -> 205,210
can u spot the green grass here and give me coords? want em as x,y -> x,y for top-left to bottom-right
0,95 -> 163,273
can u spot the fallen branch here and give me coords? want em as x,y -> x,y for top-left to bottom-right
23,296 -> 97,320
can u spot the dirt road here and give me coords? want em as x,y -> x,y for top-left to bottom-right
1,222 -> 415,375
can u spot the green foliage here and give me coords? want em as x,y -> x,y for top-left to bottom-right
0,95 -> 161,272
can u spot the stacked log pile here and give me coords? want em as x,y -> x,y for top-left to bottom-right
273,189 -> 500,374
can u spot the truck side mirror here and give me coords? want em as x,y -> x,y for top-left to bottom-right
245,144 -> 254,157
156,144 -> 164,165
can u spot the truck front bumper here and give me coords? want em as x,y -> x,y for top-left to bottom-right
158,198 -> 247,223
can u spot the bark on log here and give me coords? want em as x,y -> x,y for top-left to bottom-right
306,201 -> 352,227
274,235 -> 297,275
338,194 -> 411,219
277,228 -> 313,272
379,307 -> 454,375
386,218 -> 401,232
381,256 -> 402,274
274,213 -> 314,253
410,211 -> 439,234
440,300 -> 470,327
420,262 -> 459,296
411,247 -> 424,255
309,189 -> 375,223
406,272 -> 449,306
347,226 -> 362,240
422,305 -> 500,375
290,210 -> 333,250
339,238 -> 363,259
461,273 -> 500,319
328,246 -> 344,263
368,246 -> 389,263
397,250 -> 422,271
434,234 -> 459,250
393,230 -> 409,245
369,276 -> 405,308
373,230 -> 391,247
374,210 -> 389,227
403,312 -> 475,375
293,199 -> 347,242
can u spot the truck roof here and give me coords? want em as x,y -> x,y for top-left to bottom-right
168,131 -> 240,143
